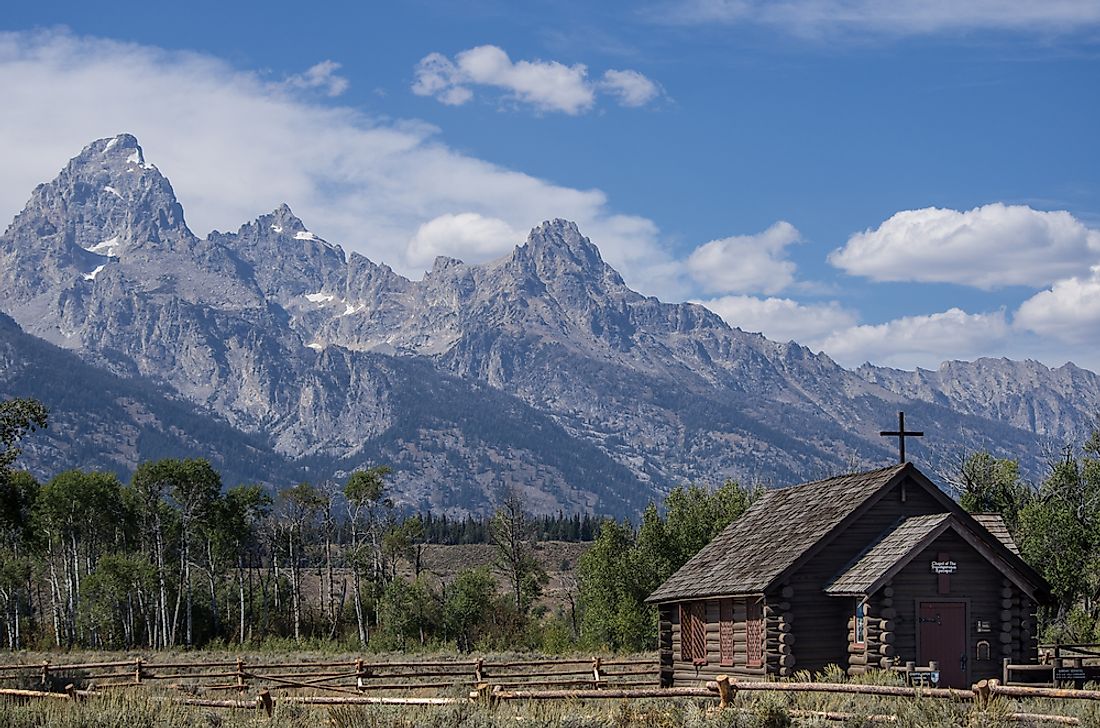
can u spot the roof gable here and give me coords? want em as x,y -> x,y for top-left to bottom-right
646,464 -> 909,603
826,513 -> 1044,600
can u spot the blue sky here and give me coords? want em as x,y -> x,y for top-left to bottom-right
2,1 -> 1099,370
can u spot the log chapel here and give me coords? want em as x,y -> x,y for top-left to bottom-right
646,462 -> 1050,688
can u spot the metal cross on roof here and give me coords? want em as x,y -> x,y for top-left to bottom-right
880,411 -> 923,464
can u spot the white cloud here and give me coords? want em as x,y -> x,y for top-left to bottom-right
663,0 -> 1100,36
686,221 -> 801,295
1015,265 -> 1100,345
600,69 -> 662,107
281,60 -> 349,97
829,204 -> 1100,290
411,45 -> 661,114
696,295 -> 857,343
0,30 -> 681,297
406,213 -> 521,268
816,308 -> 1011,369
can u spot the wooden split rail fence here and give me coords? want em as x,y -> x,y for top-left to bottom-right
0,655 -> 658,696
1,658 -> 1097,724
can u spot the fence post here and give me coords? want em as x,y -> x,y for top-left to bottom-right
972,679 -> 990,709
475,658 -> 484,684
236,657 -> 246,695
592,657 -> 602,689
256,688 -> 273,717
134,657 -> 144,686
716,674 -> 736,708
1002,657 -> 1010,685
355,658 -> 364,691
40,661 -> 49,687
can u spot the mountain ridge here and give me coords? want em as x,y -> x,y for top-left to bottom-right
1,134 -> 1096,513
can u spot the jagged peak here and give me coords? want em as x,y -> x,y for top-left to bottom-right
76,133 -> 155,170
513,218 -> 618,279
431,255 -> 465,273
256,203 -> 307,233
526,219 -> 596,254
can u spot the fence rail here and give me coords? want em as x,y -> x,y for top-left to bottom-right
1,673 -> 1090,725
0,655 -> 659,696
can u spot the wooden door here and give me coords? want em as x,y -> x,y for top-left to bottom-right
918,602 -> 967,688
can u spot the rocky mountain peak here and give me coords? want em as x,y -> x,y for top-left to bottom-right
509,218 -> 626,293
82,133 -> 146,165
430,255 -> 465,273
259,203 -> 308,234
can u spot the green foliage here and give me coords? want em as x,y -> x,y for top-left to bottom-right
444,567 -> 497,652
958,452 -> 1032,531
0,397 -> 47,474
963,435 -> 1100,642
345,466 -> 392,506
578,479 -> 760,651
489,494 -> 548,617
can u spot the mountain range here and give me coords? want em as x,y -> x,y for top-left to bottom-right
1,134 -> 1097,515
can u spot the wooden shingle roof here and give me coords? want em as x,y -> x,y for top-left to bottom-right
646,463 -> 909,603
824,513 -> 951,595
972,514 -> 1020,555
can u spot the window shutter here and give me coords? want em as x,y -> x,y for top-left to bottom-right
719,599 -> 735,666
679,602 -> 707,664
746,599 -> 764,668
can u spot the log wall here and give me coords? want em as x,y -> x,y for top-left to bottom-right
788,477 -> 945,674
884,528 -> 1036,682
666,596 -> 767,686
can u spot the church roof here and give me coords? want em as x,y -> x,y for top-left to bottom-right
825,510 -> 1038,597
646,462 -> 1050,604
646,463 -> 910,603
824,513 -> 952,595
971,513 -> 1020,555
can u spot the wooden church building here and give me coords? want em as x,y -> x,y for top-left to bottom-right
646,462 -> 1049,688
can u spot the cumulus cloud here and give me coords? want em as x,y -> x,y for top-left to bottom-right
407,213 -> 521,268
600,69 -> 662,107
1016,265 -> 1100,345
686,221 -> 801,295
281,60 -> 349,97
411,45 -> 662,114
696,295 -> 857,343
816,308 -> 1012,369
0,30 -> 682,296
662,0 -> 1100,37
829,204 -> 1100,290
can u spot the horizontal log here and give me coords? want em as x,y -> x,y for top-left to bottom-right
503,687 -> 714,700
992,684 -> 1100,701
290,695 -> 465,705
0,688 -> 74,700
879,631 -> 894,645
883,586 -> 894,598
705,680 -> 974,701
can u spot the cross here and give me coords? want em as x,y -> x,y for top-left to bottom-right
880,411 -> 923,464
